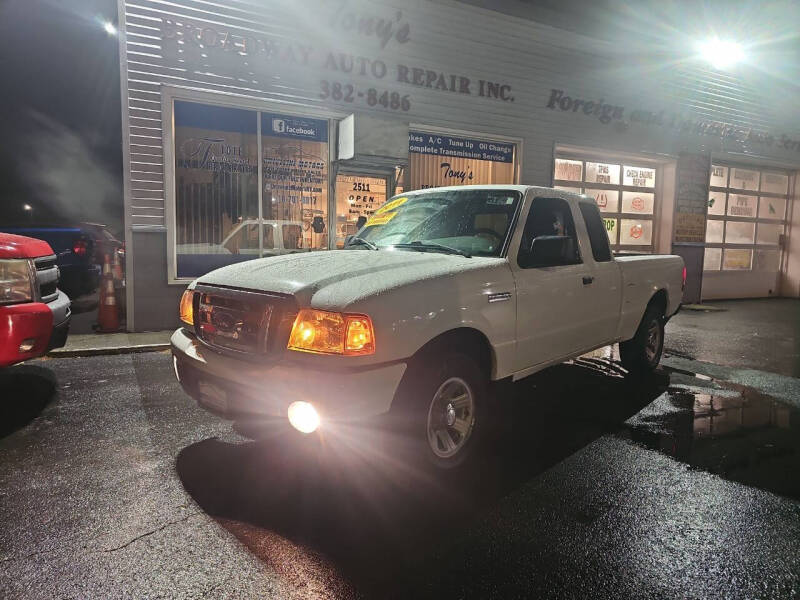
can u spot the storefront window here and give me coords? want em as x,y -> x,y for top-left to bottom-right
619,219 -> 652,245
729,168 -> 760,191
705,164 -> 789,273
585,162 -> 620,185
705,219 -> 723,243
760,172 -> 789,195
621,191 -> 654,214
585,189 -> 619,213
723,248 -> 753,270
408,131 -> 516,190
174,101 -> 259,278
554,159 -> 582,181
704,247 -> 722,271
334,175 -> 387,248
622,166 -> 655,188
553,154 -> 658,253
707,190 -> 726,216
726,194 -> 757,218
756,223 -> 783,245
261,112 -> 329,251
172,100 -> 330,279
758,196 -> 786,220
709,165 -> 728,188
725,221 -> 755,244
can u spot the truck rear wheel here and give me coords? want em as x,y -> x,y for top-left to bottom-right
620,306 -> 664,375
393,351 -> 488,469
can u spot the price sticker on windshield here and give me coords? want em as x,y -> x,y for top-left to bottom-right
365,211 -> 398,226
374,197 -> 408,215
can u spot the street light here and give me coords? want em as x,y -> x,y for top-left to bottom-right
697,38 -> 744,70
23,204 -> 33,222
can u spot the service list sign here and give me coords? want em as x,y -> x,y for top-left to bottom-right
673,153 -> 711,244
408,131 -> 515,190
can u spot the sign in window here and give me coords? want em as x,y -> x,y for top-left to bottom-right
585,162 -> 620,185
408,131 -> 516,190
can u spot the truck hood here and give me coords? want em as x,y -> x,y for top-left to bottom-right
196,249 -> 502,308
0,233 -> 54,259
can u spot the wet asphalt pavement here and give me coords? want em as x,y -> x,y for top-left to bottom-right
1,350 -> 799,599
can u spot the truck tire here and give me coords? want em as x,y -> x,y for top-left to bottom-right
393,350 -> 488,470
620,305 -> 664,375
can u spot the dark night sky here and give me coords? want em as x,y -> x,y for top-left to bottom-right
0,0 -> 122,233
0,0 -> 797,238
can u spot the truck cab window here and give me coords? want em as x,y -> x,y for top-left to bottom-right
578,201 -> 612,262
518,197 -> 581,268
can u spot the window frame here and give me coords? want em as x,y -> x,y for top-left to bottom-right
163,86 -> 346,284
578,201 -> 613,262
704,162 -> 790,273
553,154 -> 659,254
516,196 -> 583,269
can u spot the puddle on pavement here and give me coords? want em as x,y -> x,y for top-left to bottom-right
619,383 -> 800,501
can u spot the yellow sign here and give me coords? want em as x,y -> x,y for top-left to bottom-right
365,211 -> 397,226
374,197 -> 408,215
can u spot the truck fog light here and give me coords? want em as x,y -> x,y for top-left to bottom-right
18,338 -> 36,353
287,401 -> 320,434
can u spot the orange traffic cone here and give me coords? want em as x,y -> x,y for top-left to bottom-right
97,254 -> 119,332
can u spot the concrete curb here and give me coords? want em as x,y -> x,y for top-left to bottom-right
48,344 -> 171,358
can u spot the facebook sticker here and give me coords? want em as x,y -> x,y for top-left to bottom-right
263,113 -> 328,142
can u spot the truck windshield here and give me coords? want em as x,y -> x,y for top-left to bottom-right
354,189 -> 522,257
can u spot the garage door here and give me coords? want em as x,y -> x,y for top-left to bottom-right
703,165 -> 789,298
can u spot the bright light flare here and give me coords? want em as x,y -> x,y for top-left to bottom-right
288,401 -> 320,434
697,38 -> 744,70
103,21 -> 118,36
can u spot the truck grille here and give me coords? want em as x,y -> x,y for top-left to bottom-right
34,255 -> 59,303
193,285 -> 296,357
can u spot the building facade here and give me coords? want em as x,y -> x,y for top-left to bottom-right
118,0 -> 800,331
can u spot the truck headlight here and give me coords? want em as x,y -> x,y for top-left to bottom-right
179,289 -> 195,326
288,309 -> 375,355
0,259 -> 34,305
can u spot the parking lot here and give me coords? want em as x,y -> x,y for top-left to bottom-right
2,320 -> 799,598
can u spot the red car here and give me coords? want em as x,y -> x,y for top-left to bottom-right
0,233 -> 71,367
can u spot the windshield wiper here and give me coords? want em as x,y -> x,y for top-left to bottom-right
346,236 -> 379,250
392,241 -> 471,258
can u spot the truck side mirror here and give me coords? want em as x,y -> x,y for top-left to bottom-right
528,235 -> 573,267
312,216 -> 325,234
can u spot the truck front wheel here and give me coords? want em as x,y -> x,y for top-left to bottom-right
393,351 -> 488,469
619,306 -> 664,374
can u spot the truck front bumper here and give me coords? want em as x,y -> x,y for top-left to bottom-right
171,328 -> 407,423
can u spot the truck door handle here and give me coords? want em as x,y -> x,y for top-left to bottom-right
582,276 -> 594,285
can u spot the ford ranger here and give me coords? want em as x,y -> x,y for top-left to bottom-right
171,186 -> 684,468
1,233 -> 71,367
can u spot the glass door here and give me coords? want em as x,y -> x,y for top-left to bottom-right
334,173 -> 389,248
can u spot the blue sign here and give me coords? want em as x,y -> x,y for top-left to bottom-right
409,131 -> 514,163
174,101 -> 256,134
262,113 -> 328,142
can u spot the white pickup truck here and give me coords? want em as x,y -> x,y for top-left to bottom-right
172,185 -> 684,468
